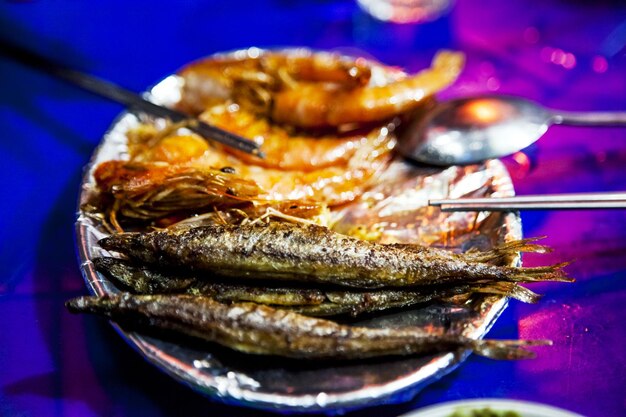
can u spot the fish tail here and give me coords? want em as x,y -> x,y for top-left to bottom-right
470,338 -> 552,360
473,282 -> 542,303
467,237 -> 551,264
509,261 -> 574,283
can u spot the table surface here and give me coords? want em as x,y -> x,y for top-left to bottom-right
1,1 -> 625,416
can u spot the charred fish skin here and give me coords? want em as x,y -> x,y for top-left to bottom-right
94,256 -> 449,314
95,257 -> 327,305
99,223 -> 569,288
94,257 -> 197,294
94,257 -> 541,316
66,293 -> 546,360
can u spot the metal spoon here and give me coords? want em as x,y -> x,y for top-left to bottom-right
399,95 -> 626,166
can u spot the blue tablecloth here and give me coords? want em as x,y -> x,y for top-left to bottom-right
1,1 -> 625,415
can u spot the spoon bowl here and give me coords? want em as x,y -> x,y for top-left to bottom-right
399,95 -> 626,166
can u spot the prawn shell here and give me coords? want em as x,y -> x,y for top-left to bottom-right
177,50 -> 373,115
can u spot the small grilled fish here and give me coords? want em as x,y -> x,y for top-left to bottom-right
291,281 -> 539,316
94,257 -> 326,305
66,293 -> 548,360
94,257 -> 540,316
99,223 -> 570,288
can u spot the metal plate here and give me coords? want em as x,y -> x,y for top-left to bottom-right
75,48 -> 521,413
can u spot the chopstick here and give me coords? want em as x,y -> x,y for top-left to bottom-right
429,192 -> 626,211
0,40 -> 264,158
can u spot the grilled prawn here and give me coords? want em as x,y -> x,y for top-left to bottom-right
199,103 -> 396,171
271,51 -> 463,127
178,50 -> 373,115
178,49 -> 462,128
89,157 -> 336,230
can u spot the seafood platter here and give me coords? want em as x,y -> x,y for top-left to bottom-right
71,48 -> 570,412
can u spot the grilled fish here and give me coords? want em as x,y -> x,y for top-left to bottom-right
66,293 -> 548,360
94,257 -> 540,316
99,222 -> 570,288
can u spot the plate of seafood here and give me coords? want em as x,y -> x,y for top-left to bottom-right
69,48 -> 570,413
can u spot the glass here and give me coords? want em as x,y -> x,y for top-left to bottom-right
357,0 -> 452,24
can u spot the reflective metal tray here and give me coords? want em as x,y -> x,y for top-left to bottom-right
75,48 -> 520,413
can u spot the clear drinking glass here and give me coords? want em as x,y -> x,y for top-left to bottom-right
357,0 -> 453,24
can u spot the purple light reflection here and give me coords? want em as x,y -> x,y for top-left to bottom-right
1,0 -> 626,415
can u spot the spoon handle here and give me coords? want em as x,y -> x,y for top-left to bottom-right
552,110 -> 626,126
